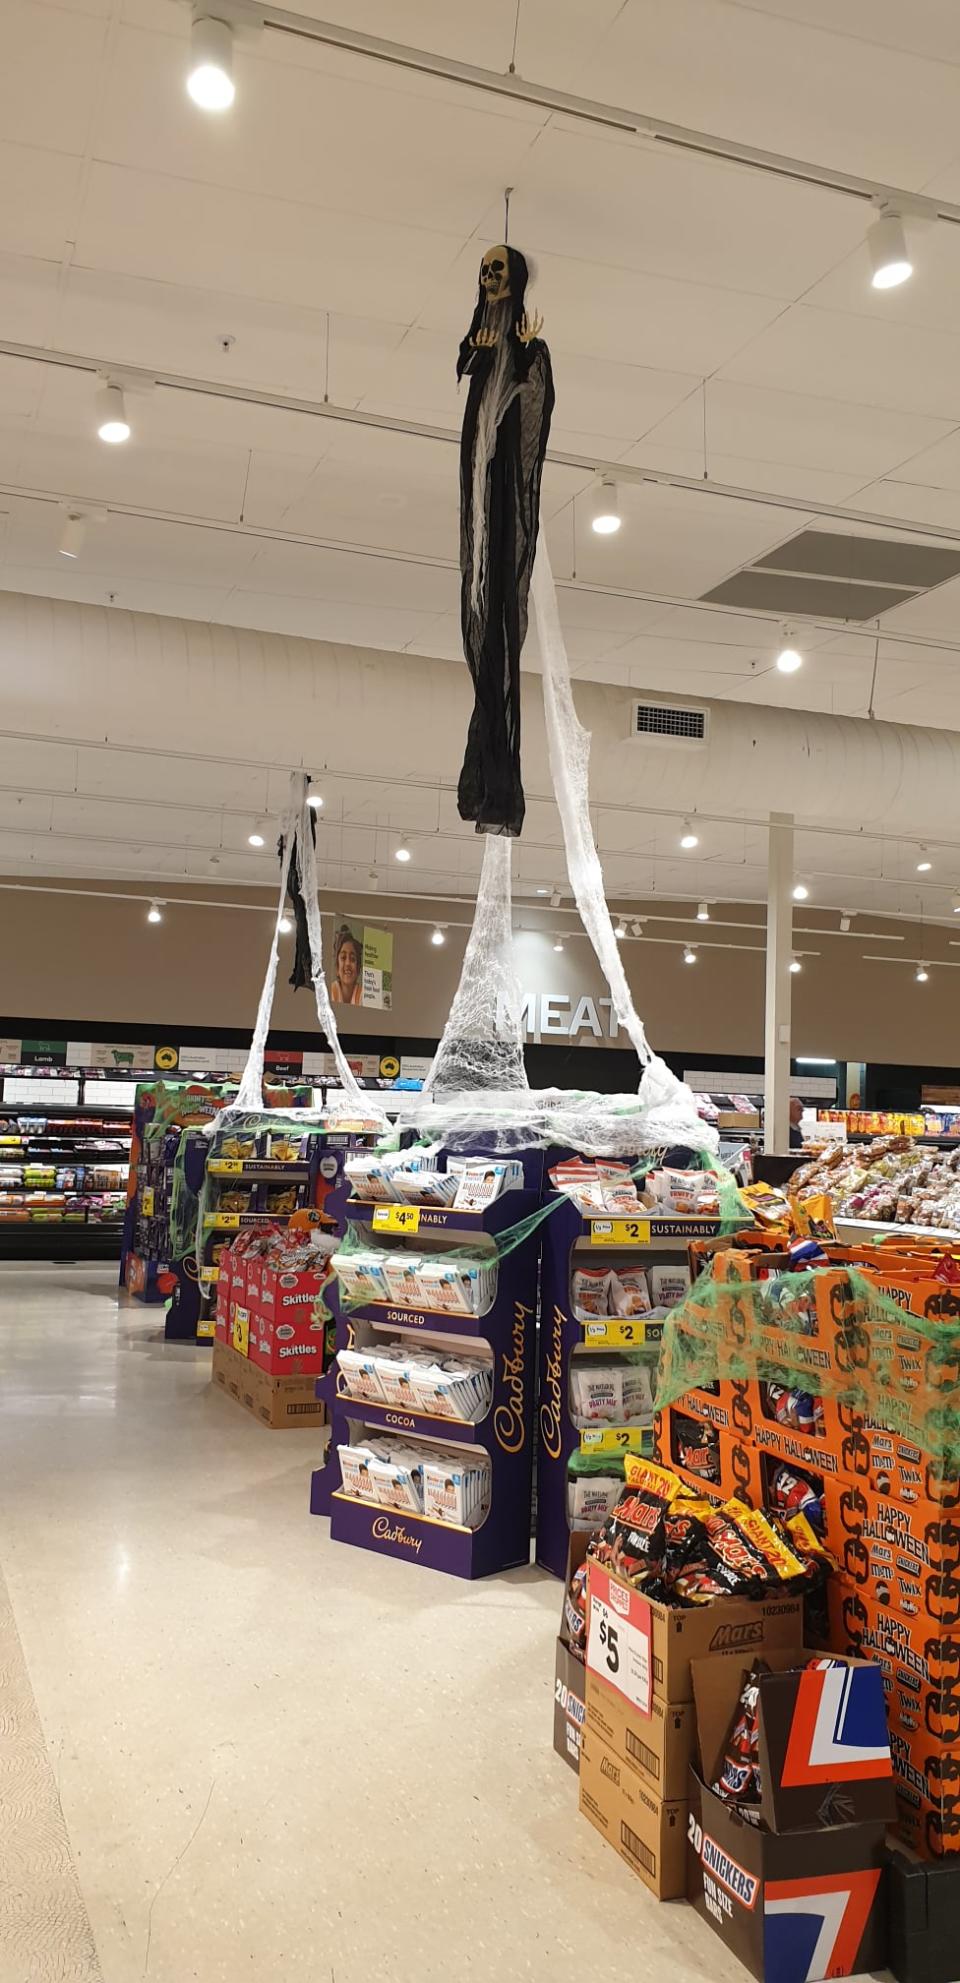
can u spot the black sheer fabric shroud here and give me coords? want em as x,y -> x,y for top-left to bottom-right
456,250 -> 554,837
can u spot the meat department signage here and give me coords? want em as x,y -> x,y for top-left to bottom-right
501,992 -> 623,1040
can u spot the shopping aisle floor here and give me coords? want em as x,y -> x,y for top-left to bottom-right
0,1266 -> 742,1983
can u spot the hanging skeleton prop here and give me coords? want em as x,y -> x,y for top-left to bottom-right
457,244 -> 554,838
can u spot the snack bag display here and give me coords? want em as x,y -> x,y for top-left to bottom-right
609,1266 -> 652,1317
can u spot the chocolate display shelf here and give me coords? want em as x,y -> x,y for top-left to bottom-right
312,1162 -> 544,1580
535,1190 -> 728,1578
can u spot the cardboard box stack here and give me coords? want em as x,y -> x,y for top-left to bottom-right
687,1649 -> 893,1980
211,1224 -> 334,1428
665,1235 -> 960,1862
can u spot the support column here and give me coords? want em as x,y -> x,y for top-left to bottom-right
764,812 -> 794,1155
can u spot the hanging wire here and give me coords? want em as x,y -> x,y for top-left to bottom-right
701,378 -> 709,482
508,0 -> 521,73
504,185 -> 514,242
866,623 -> 881,719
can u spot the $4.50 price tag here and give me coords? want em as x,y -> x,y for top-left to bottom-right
371,1204 -> 421,1234
586,1562 -> 652,1717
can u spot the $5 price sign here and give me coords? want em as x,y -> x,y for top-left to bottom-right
586,1563 -> 652,1717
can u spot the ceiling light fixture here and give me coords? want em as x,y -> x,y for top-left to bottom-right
789,956 -> 802,974
683,945 -> 697,965
58,513 -> 86,559
590,475 -> 621,535
147,900 -> 163,924
680,818 -> 699,850
796,1058 -> 836,1066
306,791 -> 324,811
793,882 -> 809,901
536,886 -> 549,896
952,892 -> 960,915
95,383 -> 130,445
278,915 -> 292,934
839,913 -> 851,933
553,937 -> 564,953
614,919 -> 627,939
917,847 -> 932,872
632,918 -> 645,938
247,821 -> 266,848
395,845 -> 411,863
916,962 -> 929,983
186,10 -> 236,110
697,901 -> 709,922
775,625 -> 803,674
431,926 -> 446,946
549,887 -> 562,908
867,206 -> 913,290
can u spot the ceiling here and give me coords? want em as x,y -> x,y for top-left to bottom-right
6,0 -> 960,924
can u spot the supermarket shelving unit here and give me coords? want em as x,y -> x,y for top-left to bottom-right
311,1160 -> 544,1579
0,1083 -> 131,1258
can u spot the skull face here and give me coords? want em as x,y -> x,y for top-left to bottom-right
480,245 -> 511,302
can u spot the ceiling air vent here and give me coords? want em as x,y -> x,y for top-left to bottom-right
631,700 -> 708,747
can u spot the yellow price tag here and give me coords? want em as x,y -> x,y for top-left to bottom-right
231,1306 -> 250,1356
197,1316 -> 214,1340
141,1187 -> 155,1216
371,1204 -> 421,1234
589,1216 -> 650,1246
580,1316 -> 661,1350
580,1426 -> 654,1456
211,1158 -> 244,1175
211,1212 -> 240,1230
199,1267 -> 219,1285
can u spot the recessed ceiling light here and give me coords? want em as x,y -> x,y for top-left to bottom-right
867,206 -> 913,290
96,383 -> 130,445
697,901 -> 709,922
395,845 -> 412,863
916,963 -> 929,983
187,11 -> 236,110
793,882 -> 809,901
917,846 -> 932,872
248,821 -> 266,848
683,945 -> 697,964
590,475 -> 621,535
680,818 -> 699,850
147,900 -> 162,924
789,956 -> 801,974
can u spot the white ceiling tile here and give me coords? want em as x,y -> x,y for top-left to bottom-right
843,479 -> 960,532
730,0 -> 960,63
222,590 -> 448,650
73,162 -> 465,321
635,380 -> 955,480
882,430 -> 960,496
0,0 -> 106,153
0,144 -> 82,261
873,573 -> 960,638
721,305 -> 960,421
237,540 -> 457,613
578,0 -> 960,187
620,443 -> 866,505
0,253 -> 64,344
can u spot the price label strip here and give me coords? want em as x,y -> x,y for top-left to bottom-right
581,1316 -> 663,1349
586,1562 -> 653,1718
371,1204 -> 421,1234
210,1158 -> 244,1175
589,1217 -> 651,1246
580,1425 -> 655,1457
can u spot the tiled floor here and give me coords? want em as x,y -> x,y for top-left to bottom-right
0,1263 -> 751,1982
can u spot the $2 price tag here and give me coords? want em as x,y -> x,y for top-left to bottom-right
586,1562 -> 652,1717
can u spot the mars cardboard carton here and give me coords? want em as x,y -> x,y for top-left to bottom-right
584,1668 -> 694,1801
585,1557 -> 802,1707
579,1728 -> 686,1899
687,1772 -> 887,1982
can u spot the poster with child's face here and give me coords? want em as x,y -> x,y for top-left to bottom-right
329,916 -> 393,1011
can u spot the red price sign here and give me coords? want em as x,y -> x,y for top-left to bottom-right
586,1562 -> 652,1718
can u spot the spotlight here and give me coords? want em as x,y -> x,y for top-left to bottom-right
697,902 -> 709,922
59,513 -> 86,559
431,926 -> 445,946
775,625 -> 803,674
395,845 -> 411,863
793,882 -> 809,901
952,891 -> 960,914
680,818 -> 699,850
631,918 -> 645,938
839,913 -> 851,933
614,919 -> 627,939
306,791 -> 324,811
96,383 -> 130,445
247,822 -> 266,848
187,11 -> 235,111
683,946 -> 697,965
278,915 -> 292,934
789,956 -> 801,974
590,476 -> 621,536
549,888 -> 562,908
917,846 -> 932,873
868,206 -> 912,290
147,901 -> 162,924
553,937 -> 564,953
916,963 -> 929,983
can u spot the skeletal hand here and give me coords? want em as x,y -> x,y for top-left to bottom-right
471,327 -> 498,348
517,310 -> 543,344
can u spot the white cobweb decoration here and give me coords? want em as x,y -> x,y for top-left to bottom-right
422,835 -> 528,1098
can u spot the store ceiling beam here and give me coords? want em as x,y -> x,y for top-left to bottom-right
5,341 -> 960,550
261,6 -> 960,225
